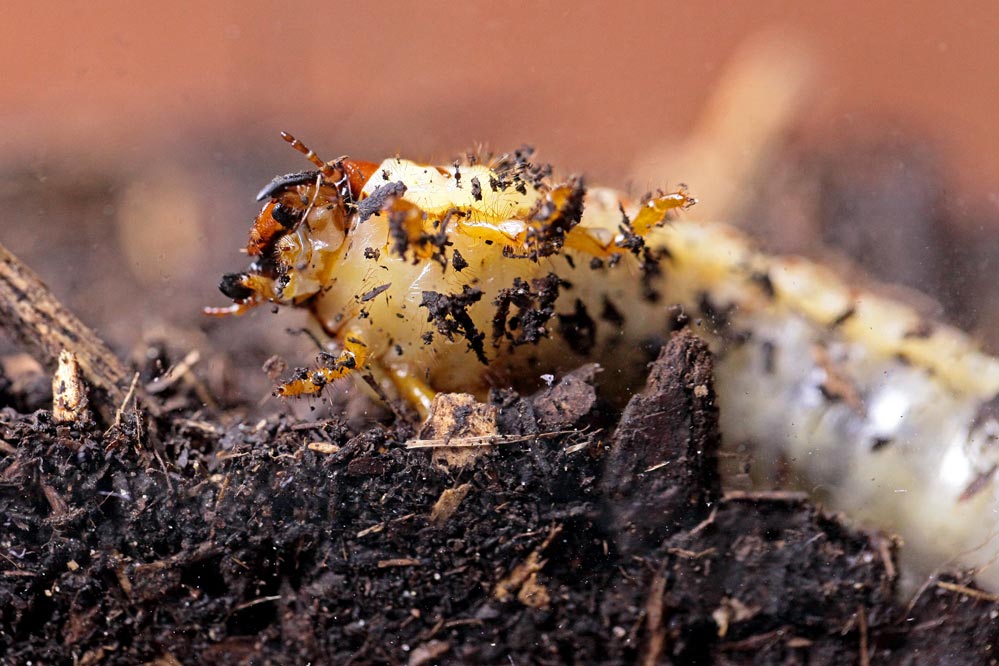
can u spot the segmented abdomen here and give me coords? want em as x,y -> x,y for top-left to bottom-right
651,219 -> 999,593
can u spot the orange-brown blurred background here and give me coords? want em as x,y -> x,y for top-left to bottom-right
4,1 -> 999,409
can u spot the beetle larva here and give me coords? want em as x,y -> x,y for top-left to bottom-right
213,135 -> 999,592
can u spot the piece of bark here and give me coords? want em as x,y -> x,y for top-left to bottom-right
531,363 -> 600,430
0,242 -> 129,419
417,393 -> 500,468
601,329 -> 722,553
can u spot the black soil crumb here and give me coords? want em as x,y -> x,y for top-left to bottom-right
491,273 -> 562,350
1,331 -> 997,665
450,249 -> 468,273
419,286 -> 488,364
356,181 -> 407,223
524,176 -> 586,259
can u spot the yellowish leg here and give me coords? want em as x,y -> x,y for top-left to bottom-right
276,326 -> 436,419
204,273 -> 280,317
561,191 -> 693,257
384,363 -> 436,419
276,333 -> 370,397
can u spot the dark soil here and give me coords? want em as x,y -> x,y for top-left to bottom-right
1,331 -> 998,665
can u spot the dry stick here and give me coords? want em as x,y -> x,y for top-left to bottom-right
0,242 -> 144,421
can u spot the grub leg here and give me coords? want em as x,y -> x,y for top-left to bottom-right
383,363 -> 436,419
276,333 -> 370,397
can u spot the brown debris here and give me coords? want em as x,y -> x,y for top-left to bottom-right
641,571 -> 668,666
306,441 -> 340,454
813,343 -> 865,413
52,349 -> 89,424
419,286 -> 488,364
493,524 -> 561,608
712,596 -> 760,638
491,273 -> 562,350
429,482 -> 473,524
416,393 -> 499,468
516,571 -> 551,608
602,329 -> 721,553
531,363 -> 600,430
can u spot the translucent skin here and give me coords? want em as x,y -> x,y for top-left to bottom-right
218,149 -> 999,593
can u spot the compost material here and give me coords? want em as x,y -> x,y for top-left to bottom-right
1,330 -> 998,665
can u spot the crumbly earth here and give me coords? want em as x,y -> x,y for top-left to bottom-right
1,331 -> 997,665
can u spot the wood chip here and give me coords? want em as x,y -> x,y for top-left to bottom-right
408,640 -> 450,666
429,483 -> 472,525
356,523 -> 385,538
53,349 -> 89,424
416,393 -> 499,468
0,242 -> 132,420
306,441 -> 341,455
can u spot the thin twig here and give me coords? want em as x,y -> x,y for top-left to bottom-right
405,429 -> 580,449
936,581 -> 999,603
107,372 -> 141,435
231,595 -> 282,612
857,606 -> 870,666
722,490 -> 808,502
641,568 -> 668,666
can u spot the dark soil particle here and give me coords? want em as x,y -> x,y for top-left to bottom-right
2,330 -> 998,665
419,286 -> 488,365
491,273 -> 563,350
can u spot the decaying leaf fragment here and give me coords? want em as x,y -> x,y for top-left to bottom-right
493,524 -> 561,608
429,482 -> 473,525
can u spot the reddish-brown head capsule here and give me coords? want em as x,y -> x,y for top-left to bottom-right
207,133 -> 375,317
247,201 -> 298,256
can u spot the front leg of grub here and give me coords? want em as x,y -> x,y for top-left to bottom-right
276,333 -> 370,397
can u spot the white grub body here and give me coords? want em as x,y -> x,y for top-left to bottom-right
298,158 -> 999,592
657,222 -> 999,593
